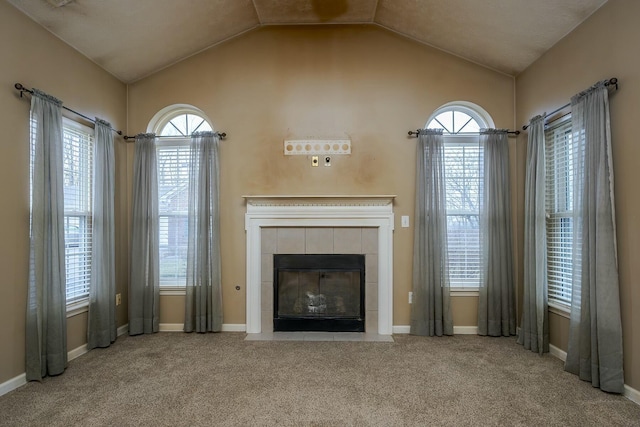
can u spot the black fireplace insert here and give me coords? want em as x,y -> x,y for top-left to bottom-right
273,254 -> 365,332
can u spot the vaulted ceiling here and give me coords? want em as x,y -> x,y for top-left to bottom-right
8,0 -> 608,83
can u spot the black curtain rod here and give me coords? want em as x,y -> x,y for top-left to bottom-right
407,129 -> 520,137
14,83 -> 123,136
123,133 -> 227,141
522,77 -> 618,130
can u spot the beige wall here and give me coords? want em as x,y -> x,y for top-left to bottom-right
128,25 -> 515,329
516,0 -> 640,390
0,2 -> 127,385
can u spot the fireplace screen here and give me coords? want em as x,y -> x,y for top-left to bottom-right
274,254 -> 365,332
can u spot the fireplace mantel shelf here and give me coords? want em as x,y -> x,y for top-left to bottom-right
243,195 -> 396,207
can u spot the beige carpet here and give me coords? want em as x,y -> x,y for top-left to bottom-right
1,333 -> 639,426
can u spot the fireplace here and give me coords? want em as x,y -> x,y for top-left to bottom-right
243,195 -> 395,335
274,254 -> 365,332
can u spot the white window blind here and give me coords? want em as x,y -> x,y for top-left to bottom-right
157,142 -> 190,287
545,118 -> 574,307
443,140 -> 483,287
63,121 -> 93,302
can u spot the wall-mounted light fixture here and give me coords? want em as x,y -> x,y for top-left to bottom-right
284,139 -> 351,156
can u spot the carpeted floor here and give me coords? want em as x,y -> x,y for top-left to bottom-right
1,333 -> 639,426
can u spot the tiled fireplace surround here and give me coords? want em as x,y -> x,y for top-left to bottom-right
261,227 -> 378,333
244,196 -> 395,335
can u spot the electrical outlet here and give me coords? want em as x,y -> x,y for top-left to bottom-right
311,156 -> 319,167
408,292 -> 413,304
115,293 -> 122,306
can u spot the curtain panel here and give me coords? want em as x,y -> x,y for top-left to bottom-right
478,129 -> 516,337
184,131 -> 223,333
87,118 -> 117,349
565,81 -> 624,393
129,133 -> 160,335
518,116 -> 549,354
410,129 -> 453,336
26,89 -> 68,381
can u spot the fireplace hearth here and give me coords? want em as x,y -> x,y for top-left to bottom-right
274,254 -> 365,332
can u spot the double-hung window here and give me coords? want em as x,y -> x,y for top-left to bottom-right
154,109 -> 212,288
157,142 -> 190,286
545,117 -> 575,308
62,120 -> 94,303
31,118 -> 94,304
427,104 -> 489,289
442,140 -> 483,287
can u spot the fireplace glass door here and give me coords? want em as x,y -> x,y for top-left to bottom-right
274,254 -> 365,332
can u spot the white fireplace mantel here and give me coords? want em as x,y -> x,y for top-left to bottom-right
244,195 -> 396,335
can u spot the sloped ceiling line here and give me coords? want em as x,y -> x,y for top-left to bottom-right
7,0 -> 608,83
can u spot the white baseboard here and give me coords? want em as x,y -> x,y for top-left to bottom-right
391,325 -> 478,335
68,344 -> 88,362
625,384 -> 640,405
454,326 -> 478,335
68,324 -> 128,361
0,373 -> 26,397
392,325 -> 410,334
549,344 -> 567,362
158,323 -> 248,332
221,324 -> 246,332
159,323 -> 184,332
117,324 -> 128,336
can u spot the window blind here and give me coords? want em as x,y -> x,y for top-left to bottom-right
444,142 -> 483,287
157,143 -> 190,286
62,121 -> 94,302
545,119 -> 574,306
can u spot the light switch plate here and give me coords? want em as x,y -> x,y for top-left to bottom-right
401,215 -> 409,228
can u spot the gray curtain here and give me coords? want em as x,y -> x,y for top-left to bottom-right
184,132 -> 223,332
565,81 -> 624,393
518,116 -> 549,353
87,118 -> 116,349
26,89 -> 67,381
129,133 -> 160,335
410,129 -> 453,336
478,129 -> 516,337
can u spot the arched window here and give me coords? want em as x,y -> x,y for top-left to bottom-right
149,104 -> 213,137
425,102 -> 494,289
426,102 -> 493,135
149,105 -> 214,288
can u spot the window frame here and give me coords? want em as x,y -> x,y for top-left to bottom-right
440,134 -> 483,291
150,106 -> 214,292
426,102 -> 494,293
62,117 -> 95,309
156,137 -> 190,290
544,115 -> 575,314
30,117 -> 95,311
61,118 -> 94,308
